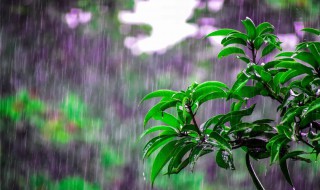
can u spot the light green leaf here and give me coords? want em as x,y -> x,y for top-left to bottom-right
140,125 -> 179,139
197,91 -> 227,105
205,29 -> 239,38
153,112 -> 182,129
141,90 -> 177,104
218,47 -> 245,59
222,38 -> 247,46
195,81 -> 228,90
256,22 -> 274,36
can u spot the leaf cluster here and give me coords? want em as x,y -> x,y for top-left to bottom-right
141,18 -> 320,189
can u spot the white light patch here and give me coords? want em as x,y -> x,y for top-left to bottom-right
119,0 -> 198,55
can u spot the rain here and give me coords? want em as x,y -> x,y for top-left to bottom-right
0,0 -> 319,190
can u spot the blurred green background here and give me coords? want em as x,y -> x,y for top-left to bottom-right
0,0 -> 319,189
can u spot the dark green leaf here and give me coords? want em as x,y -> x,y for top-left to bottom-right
214,104 -> 256,129
241,17 -> 257,40
209,131 -> 231,151
301,28 -> 320,36
254,37 -> 264,50
293,52 -> 318,68
167,143 -> 195,174
262,44 -> 276,57
237,56 -> 251,63
308,43 -> 320,65
252,65 -> 272,82
246,153 -> 265,190
270,136 -> 289,164
143,135 -> 175,159
216,149 -> 235,169
151,140 -> 178,185
203,114 -> 224,130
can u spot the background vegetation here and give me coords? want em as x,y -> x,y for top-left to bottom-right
0,0 -> 319,189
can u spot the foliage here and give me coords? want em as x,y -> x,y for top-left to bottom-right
29,175 -> 100,190
0,90 -> 101,144
141,18 -> 320,189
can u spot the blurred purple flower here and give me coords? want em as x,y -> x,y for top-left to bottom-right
65,8 -> 92,29
198,17 -> 216,26
208,0 -> 224,12
294,21 -> 304,38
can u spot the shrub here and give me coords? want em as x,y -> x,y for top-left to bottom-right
140,17 -> 320,189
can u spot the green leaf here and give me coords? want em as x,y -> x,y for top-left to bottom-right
262,44 -> 276,57
245,153 -> 265,190
214,104 -> 256,129
167,143 -> 195,174
216,149 -> 235,170
144,102 -> 166,126
270,136 -> 289,164
144,101 -> 178,127
151,140 -> 178,186
222,38 -> 247,46
304,98 -> 320,116
253,37 -> 264,50
241,17 -> 257,40
293,52 -> 318,68
205,29 -> 239,38
143,135 -> 175,159
235,86 -> 261,98
280,151 -> 306,162
281,70 -> 304,84
192,86 -> 225,101
195,81 -> 229,90
181,124 -> 200,134
252,65 -> 272,82
140,125 -> 179,139
189,146 -> 204,170
153,112 -> 182,129
237,56 -> 251,63
253,119 -> 274,124
197,91 -> 227,105
279,151 -> 306,188
209,131 -> 231,151
203,114 -> 224,130
141,90 -> 177,104
275,61 -> 313,75
308,43 -> 320,65
228,32 -> 249,41
218,47 -> 245,59
302,28 -> 320,36
228,72 -> 249,99
276,51 -> 295,58
256,22 -> 274,36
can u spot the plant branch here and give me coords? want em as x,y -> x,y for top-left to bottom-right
297,136 -> 315,149
187,105 -> 202,136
